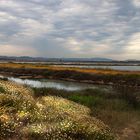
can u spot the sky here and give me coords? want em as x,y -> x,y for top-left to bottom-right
0,0 -> 140,60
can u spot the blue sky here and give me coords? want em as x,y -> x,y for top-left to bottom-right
0,0 -> 140,60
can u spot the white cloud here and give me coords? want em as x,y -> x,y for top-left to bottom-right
0,0 -> 139,59
133,0 -> 140,7
17,18 -> 53,37
0,44 -> 38,56
124,33 -> 140,59
65,38 -> 82,52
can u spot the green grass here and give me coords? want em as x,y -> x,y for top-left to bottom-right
32,86 -> 140,110
68,95 -> 104,107
0,86 -> 5,93
68,95 -> 132,111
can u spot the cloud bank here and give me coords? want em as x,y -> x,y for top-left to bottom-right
0,0 -> 140,60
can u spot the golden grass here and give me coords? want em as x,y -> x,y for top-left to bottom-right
0,63 -> 139,75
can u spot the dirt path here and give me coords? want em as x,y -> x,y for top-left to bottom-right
119,121 -> 140,140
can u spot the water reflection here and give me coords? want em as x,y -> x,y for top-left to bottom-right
53,65 -> 140,71
8,77 -> 104,91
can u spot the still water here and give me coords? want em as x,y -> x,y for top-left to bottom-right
7,77 -> 109,91
53,65 -> 140,71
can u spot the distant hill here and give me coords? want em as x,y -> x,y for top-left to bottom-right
59,58 -> 114,62
0,56 -> 139,63
0,56 -> 114,62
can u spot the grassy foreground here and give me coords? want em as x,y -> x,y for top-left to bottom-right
0,80 -> 115,140
33,86 -> 140,140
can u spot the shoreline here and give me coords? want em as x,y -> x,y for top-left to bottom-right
0,63 -> 139,87
0,70 -> 140,88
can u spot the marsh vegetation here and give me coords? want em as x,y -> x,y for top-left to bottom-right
0,63 -> 140,140
0,63 -> 140,87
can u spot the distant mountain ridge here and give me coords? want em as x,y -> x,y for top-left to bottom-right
0,56 -> 139,62
0,56 -> 114,62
